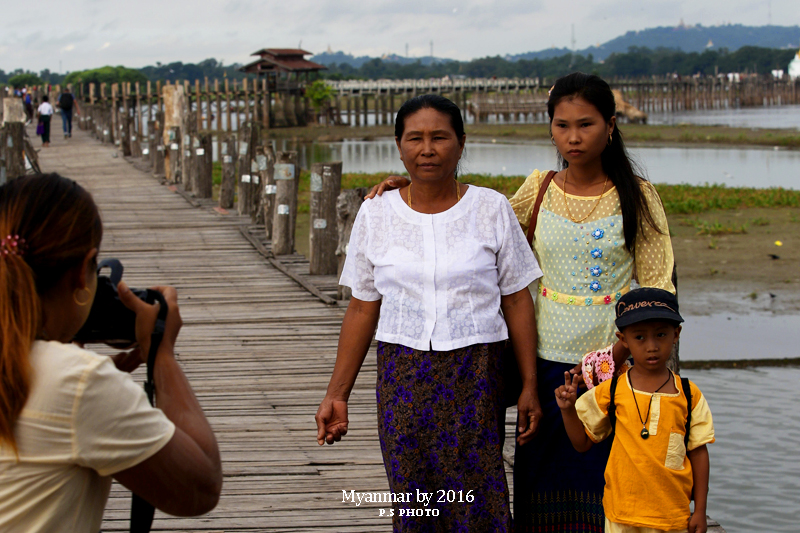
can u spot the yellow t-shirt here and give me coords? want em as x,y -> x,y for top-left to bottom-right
0,341 -> 175,533
575,373 -> 715,531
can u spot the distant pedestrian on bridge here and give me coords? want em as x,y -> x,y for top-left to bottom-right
57,87 -> 79,138
36,95 -> 54,147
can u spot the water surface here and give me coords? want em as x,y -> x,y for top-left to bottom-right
296,138 -> 800,189
682,367 -> 800,533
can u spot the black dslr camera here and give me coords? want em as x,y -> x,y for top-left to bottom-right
73,259 -> 151,345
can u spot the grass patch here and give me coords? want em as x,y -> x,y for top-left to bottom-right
683,219 -> 748,235
654,183 -> 800,214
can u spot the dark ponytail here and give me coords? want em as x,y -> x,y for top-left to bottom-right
547,72 -> 664,253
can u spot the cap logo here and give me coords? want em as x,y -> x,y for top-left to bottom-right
616,300 -> 676,316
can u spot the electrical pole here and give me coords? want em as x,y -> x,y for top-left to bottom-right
430,40 -> 433,63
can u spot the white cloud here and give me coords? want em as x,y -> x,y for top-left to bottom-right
99,42 -> 111,50
61,44 -> 75,52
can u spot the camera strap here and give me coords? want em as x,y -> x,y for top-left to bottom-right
130,290 -> 168,533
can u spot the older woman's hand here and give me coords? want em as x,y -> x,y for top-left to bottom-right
316,397 -> 349,445
516,386 -> 543,446
364,176 -> 410,200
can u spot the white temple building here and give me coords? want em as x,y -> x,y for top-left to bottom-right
789,49 -> 800,80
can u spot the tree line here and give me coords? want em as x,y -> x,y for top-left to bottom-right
323,46 -> 797,80
2,46 -> 796,89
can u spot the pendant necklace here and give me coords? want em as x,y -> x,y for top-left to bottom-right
407,178 -> 461,208
630,370 -> 673,440
562,167 -> 609,223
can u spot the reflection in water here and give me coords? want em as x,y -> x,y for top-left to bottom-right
299,138 -> 800,190
683,367 -> 800,533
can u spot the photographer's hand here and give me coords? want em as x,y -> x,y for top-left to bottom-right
114,282 -> 221,516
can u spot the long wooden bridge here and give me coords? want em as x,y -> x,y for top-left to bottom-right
27,126 -> 726,532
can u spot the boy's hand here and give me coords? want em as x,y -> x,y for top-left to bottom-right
688,512 -> 707,533
555,372 -> 580,410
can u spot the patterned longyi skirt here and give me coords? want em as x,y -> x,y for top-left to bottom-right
376,341 -> 511,533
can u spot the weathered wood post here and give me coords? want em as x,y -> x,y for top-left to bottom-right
1,98 -> 26,182
335,188 -> 369,299
167,127 -> 181,183
162,83 -> 185,183
182,111 -> 197,190
1,124 -> 25,183
153,112 -> 165,177
218,133 -> 236,209
253,144 -> 272,224
236,124 -> 253,215
120,113 -> 132,157
144,119 -> 155,167
271,151 -> 299,255
261,143 -> 277,238
193,131 -> 213,198
309,161 -> 343,275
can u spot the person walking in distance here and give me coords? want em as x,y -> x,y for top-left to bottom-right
57,87 -> 79,138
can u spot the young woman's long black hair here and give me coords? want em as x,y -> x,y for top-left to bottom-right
547,72 -> 663,253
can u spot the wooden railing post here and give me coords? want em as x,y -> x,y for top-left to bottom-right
194,132 -> 213,198
236,124 -> 253,215
261,142 -> 276,239
309,161 -> 342,275
167,127 -> 181,183
271,151 -> 298,255
219,133 -> 236,209
153,112 -> 165,176
335,188 -> 369,299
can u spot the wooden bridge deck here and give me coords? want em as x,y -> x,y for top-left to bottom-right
29,126 -> 725,533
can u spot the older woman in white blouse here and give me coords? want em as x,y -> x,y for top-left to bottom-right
315,95 -> 542,532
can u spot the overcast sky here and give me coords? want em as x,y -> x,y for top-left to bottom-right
2,0 -> 799,73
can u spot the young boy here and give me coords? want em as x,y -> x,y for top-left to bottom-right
555,287 -> 715,533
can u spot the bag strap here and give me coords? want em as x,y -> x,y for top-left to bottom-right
680,376 -> 692,449
130,290 -> 168,533
608,373 -> 620,438
526,170 -> 557,245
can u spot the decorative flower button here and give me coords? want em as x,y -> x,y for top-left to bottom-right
585,297 -> 593,306
590,266 -> 602,277
542,288 -> 547,297
610,222 -> 615,227
551,292 -> 558,301
568,296 -> 575,304
591,248 -> 603,259
573,256 -> 578,260
589,281 -> 602,292
574,237 -> 578,242
615,292 -> 622,300
592,228 -> 604,239
603,295 -> 612,304
572,286 -> 577,290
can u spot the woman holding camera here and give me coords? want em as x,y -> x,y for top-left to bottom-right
0,174 -> 221,532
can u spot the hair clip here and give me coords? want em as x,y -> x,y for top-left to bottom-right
548,85 -> 555,96
1,234 -> 27,257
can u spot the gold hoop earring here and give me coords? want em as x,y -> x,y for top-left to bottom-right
73,287 -> 92,306
550,135 -> 556,146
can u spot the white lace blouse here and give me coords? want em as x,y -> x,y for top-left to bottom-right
340,186 -> 543,351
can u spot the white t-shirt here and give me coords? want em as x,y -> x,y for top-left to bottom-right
37,102 -> 54,116
0,341 -> 175,533
340,186 -> 543,351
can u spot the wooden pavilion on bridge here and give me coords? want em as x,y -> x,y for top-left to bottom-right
240,48 -> 326,127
